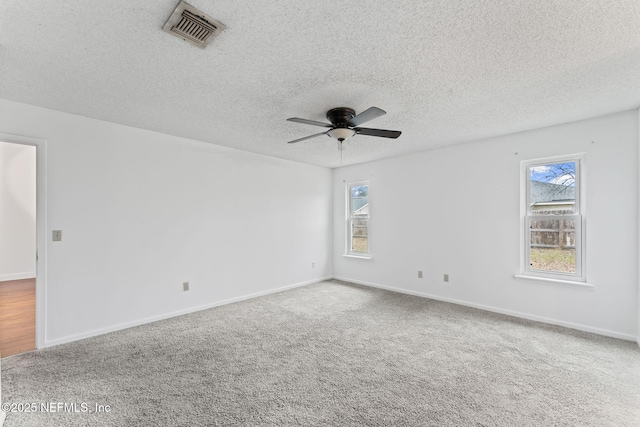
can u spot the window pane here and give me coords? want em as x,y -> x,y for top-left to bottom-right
529,162 -> 576,214
351,219 -> 368,253
350,185 -> 369,217
529,218 -> 576,273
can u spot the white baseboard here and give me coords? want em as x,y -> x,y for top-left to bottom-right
0,272 -> 35,282
44,276 -> 332,348
0,410 -> 5,426
333,276 -> 636,342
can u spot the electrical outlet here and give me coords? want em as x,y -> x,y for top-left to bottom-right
52,230 -> 62,241
312,261 -> 316,268
444,274 -> 449,282
183,282 -> 190,291
418,270 -> 423,279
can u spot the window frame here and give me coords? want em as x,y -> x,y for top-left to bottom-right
345,180 -> 371,258
520,154 -> 586,283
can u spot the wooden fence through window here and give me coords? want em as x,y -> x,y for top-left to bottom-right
530,218 -> 575,249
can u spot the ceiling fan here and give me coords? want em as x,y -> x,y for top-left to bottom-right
286,107 -> 401,145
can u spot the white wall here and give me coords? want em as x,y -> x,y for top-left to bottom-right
0,142 -> 36,281
334,110 -> 638,340
0,98 -> 333,346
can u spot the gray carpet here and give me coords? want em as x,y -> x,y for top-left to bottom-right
2,280 -> 639,426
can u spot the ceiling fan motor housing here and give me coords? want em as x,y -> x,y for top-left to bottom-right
326,107 -> 356,126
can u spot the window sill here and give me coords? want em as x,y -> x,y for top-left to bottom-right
343,254 -> 372,260
514,274 -> 594,290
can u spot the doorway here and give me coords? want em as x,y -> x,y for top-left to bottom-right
0,141 -> 36,357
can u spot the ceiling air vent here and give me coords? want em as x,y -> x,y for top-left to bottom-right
162,1 -> 225,49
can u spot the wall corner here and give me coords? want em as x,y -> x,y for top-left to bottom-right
637,107 -> 640,348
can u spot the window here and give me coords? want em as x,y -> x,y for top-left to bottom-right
521,154 -> 585,281
346,181 -> 370,256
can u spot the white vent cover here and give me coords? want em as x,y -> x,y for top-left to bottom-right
162,1 -> 225,48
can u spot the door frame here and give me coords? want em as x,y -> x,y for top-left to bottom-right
0,133 -> 47,349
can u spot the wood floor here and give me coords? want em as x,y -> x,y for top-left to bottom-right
0,278 -> 35,357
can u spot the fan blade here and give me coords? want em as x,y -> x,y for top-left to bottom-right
287,131 -> 328,144
287,117 -> 332,128
347,107 -> 386,127
354,127 -> 402,139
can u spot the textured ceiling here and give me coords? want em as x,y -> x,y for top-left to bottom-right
2,1 -> 640,168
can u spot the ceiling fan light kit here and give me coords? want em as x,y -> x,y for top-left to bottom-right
327,128 -> 356,141
286,106 -> 401,147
